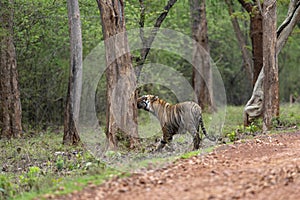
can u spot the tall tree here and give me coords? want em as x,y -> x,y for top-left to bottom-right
189,0 -> 213,111
244,0 -> 300,126
237,0 -> 263,87
63,0 -> 82,145
0,0 -> 22,139
225,0 -> 253,83
97,0 -> 138,149
262,0 -> 277,131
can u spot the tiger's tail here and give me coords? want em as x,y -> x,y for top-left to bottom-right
199,115 -> 216,142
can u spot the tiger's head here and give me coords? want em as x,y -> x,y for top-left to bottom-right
137,95 -> 158,112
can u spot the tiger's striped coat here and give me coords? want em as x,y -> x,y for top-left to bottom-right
137,95 -> 214,151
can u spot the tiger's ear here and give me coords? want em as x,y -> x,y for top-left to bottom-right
154,96 -> 158,101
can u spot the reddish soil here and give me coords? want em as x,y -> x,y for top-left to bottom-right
48,132 -> 300,200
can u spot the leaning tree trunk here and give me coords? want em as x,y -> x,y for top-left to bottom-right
63,0 -> 82,145
0,0 -> 22,139
262,0 -> 278,131
97,0 -> 139,149
189,0 -> 213,111
244,0 -> 300,126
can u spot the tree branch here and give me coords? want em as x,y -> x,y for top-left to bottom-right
136,0 -> 177,80
277,0 -> 300,53
139,0 -> 145,46
256,0 -> 263,13
237,0 -> 253,13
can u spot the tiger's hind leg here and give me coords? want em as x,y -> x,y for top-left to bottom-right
155,126 -> 173,152
192,131 -> 201,150
188,125 -> 201,150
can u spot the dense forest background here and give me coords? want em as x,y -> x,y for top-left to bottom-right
11,0 -> 300,129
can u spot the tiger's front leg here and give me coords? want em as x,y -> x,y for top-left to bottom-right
156,140 -> 167,152
155,126 -> 173,152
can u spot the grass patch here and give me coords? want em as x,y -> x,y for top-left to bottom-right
14,168 -> 121,200
277,103 -> 300,128
180,145 -> 215,159
0,131 -> 123,200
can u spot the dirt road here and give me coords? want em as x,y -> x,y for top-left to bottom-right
51,132 -> 300,200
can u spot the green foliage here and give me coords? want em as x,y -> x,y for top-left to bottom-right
0,131 -> 117,199
276,104 -> 300,128
8,0 -> 300,130
180,146 -> 215,159
0,174 -> 18,200
227,131 -> 237,142
230,11 -> 249,21
245,122 -> 259,134
56,156 -> 64,171
14,0 -> 102,128
279,33 -> 300,102
19,166 -> 41,191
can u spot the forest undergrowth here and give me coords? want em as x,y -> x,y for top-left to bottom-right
1,104 -> 300,200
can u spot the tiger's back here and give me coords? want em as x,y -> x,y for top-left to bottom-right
163,101 -> 202,134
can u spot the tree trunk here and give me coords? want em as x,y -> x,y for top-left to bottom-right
262,0 -> 278,131
189,0 -> 213,111
237,0 -> 263,88
97,0 -> 138,149
244,0 -> 300,126
250,11 -> 263,87
63,0 -> 82,145
225,0 -> 253,83
0,0 -> 22,139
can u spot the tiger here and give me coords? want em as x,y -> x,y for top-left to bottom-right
137,95 -> 215,151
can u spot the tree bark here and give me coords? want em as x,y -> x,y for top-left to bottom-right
262,0 -> 277,131
250,10 -> 263,87
63,0 -> 82,145
244,0 -> 300,126
0,0 -> 22,139
97,0 -> 138,149
189,0 -> 213,111
237,0 -> 263,88
225,0 -> 253,83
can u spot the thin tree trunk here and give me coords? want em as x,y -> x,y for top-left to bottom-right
0,0 -> 22,138
225,0 -> 253,83
262,0 -> 278,131
97,0 -> 138,149
189,0 -> 213,111
63,0 -> 82,145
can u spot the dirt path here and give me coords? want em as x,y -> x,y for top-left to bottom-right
49,132 -> 300,200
